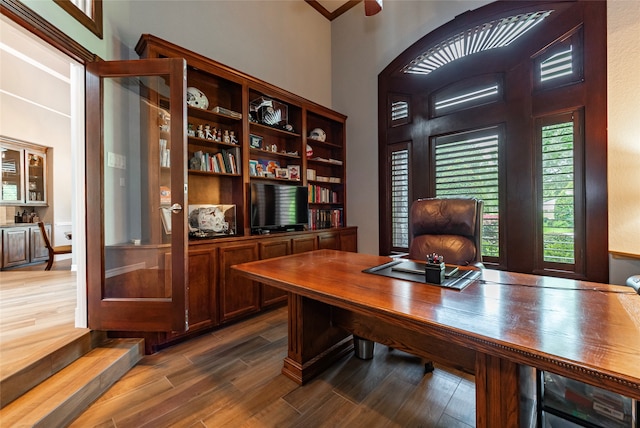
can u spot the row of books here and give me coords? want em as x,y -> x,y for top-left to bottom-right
306,169 -> 341,183
308,184 -> 339,204
308,208 -> 343,230
190,149 -> 239,174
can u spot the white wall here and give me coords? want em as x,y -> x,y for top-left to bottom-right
606,0 -> 640,284
23,1 -> 333,107
0,15 -> 74,249
126,1 -> 332,107
331,0 -> 640,284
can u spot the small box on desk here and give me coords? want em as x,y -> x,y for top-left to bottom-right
425,262 -> 445,284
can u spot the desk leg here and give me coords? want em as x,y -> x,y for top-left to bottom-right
475,353 -> 520,428
282,294 -> 353,385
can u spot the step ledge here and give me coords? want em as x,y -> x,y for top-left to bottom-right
0,338 -> 143,428
0,329 -> 99,408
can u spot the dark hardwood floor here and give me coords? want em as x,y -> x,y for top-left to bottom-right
70,306 -> 476,427
1,258 -> 476,426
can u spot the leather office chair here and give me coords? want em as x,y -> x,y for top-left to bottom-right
37,222 -> 72,270
408,197 -> 484,267
394,197 -> 484,372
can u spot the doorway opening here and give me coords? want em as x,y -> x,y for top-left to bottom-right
0,13 -> 87,327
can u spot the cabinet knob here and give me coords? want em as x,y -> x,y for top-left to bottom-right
170,203 -> 183,213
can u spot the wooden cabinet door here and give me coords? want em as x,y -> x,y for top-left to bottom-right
340,228 -> 358,253
86,58 -> 188,332
318,231 -> 340,250
30,224 -> 49,262
219,243 -> 259,322
259,239 -> 291,307
2,227 -> 29,268
187,247 -> 218,330
292,235 -> 316,253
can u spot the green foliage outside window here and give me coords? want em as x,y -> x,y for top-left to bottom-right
541,122 -> 575,264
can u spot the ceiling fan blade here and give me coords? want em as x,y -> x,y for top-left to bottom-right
364,0 -> 383,16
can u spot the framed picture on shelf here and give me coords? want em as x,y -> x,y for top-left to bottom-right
160,207 -> 172,235
260,159 -> 280,176
287,165 -> 300,180
249,134 -> 263,149
249,160 -> 258,176
275,168 -> 289,179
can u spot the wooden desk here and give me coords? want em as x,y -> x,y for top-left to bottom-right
232,250 -> 640,427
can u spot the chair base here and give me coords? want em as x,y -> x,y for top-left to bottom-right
353,336 -> 374,360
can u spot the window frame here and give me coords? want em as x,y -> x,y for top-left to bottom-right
54,0 -> 103,39
534,110 -> 586,277
378,0 -> 607,282
384,141 -> 412,254
431,126 -> 504,264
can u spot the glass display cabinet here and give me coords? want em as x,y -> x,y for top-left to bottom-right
1,144 -> 23,204
25,150 -> 46,204
1,137 -> 48,206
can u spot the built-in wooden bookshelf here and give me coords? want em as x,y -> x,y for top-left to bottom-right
135,34 -> 348,237
95,34 -> 355,351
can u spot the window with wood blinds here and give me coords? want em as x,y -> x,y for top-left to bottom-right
431,74 -> 503,117
402,10 -> 552,75
534,27 -> 583,89
379,1 -> 606,281
537,111 -> 584,271
389,94 -> 411,127
390,147 -> 410,250
434,129 -> 500,259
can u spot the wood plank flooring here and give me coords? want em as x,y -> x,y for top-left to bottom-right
71,307 -> 476,427
1,259 -> 476,427
0,261 -> 84,382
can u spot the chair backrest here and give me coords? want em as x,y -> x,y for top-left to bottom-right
408,197 -> 483,266
37,221 -> 53,252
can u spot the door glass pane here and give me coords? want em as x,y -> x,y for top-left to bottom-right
26,152 -> 45,202
1,147 -> 22,202
102,75 -> 172,299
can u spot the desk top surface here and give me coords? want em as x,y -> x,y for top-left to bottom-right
233,249 -> 640,398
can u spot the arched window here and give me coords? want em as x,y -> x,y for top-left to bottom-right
378,0 -> 607,282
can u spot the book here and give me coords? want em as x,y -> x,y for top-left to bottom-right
212,106 -> 242,119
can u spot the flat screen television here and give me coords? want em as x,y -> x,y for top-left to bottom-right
250,182 -> 309,234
